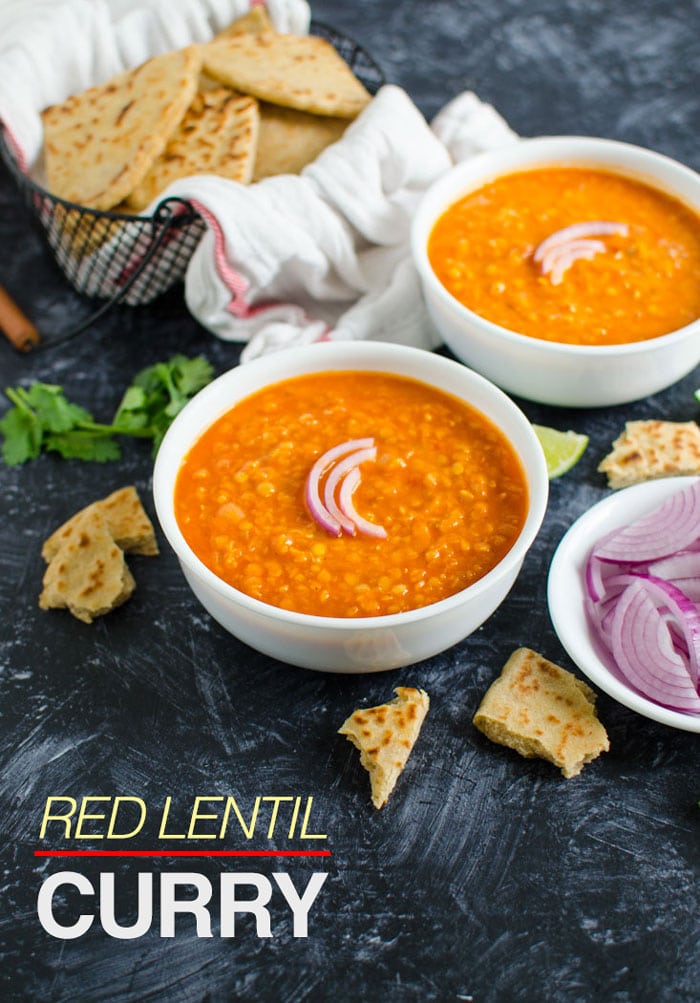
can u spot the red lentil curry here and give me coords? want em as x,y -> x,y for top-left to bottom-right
174,371 -> 528,618
428,167 -> 700,346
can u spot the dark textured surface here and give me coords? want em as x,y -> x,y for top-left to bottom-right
1,2 -> 699,1001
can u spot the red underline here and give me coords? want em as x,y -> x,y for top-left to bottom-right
34,850 -> 331,858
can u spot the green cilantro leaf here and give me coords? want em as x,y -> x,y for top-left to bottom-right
172,355 -> 215,399
22,383 -> 94,432
0,354 -> 214,465
44,432 -> 123,462
0,404 -> 42,464
112,354 -> 214,453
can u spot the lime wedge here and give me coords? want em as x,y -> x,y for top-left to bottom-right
532,424 -> 589,479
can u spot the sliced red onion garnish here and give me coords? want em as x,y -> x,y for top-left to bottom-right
541,239 -> 607,285
591,480 -> 700,563
338,466 -> 388,539
585,554 -> 639,602
610,580 -> 700,711
664,578 -> 700,603
533,221 -> 629,262
584,480 -> 700,713
305,437 -> 386,539
323,446 -> 377,537
635,574 -> 700,687
534,221 -> 629,285
305,437 -> 374,537
647,551 -> 700,581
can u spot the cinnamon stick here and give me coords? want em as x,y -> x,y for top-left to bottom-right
0,284 -> 40,351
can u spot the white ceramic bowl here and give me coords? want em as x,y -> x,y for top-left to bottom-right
153,342 -> 549,673
412,136 -> 700,408
548,477 -> 700,733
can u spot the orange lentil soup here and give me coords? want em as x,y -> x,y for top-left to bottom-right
174,371 -> 528,618
428,167 -> 700,346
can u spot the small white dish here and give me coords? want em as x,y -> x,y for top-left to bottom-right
547,476 -> 700,733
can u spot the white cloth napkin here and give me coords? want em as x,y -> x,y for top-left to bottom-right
180,88 -> 518,360
0,1 -> 519,359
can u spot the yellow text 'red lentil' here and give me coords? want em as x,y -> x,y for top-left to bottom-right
174,371 -> 528,617
428,167 -> 700,346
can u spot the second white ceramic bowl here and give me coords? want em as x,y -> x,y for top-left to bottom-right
153,342 -> 549,673
412,136 -> 700,408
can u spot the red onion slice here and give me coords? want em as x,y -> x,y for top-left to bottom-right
338,467 -> 388,539
323,446 -> 377,536
585,553 -> 635,602
305,437 -> 387,539
533,221 -> 629,262
591,480 -> 700,563
585,572 -> 641,645
305,437 -> 374,538
584,481 -> 700,712
664,578 -> 700,603
635,574 -> 700,687
541,239 -> 607,285
610,579 -> 700,711
647,551 -> 700,581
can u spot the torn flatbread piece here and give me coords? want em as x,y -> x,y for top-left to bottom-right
42,486 -> 158,561
202,32 -> 372,118
339,687 -> 429,808
253,102 -> 349,180
42,46 -> 201,209
126,89 -> 259,210
598,419 -> 700,489
473,648 -> 609,779
213,6 -> 273,39
39,508 -> 136,623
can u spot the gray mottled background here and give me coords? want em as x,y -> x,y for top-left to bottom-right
1,1 -> 699,1001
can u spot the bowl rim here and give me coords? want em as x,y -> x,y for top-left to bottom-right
547,476 -> 700,733
153,341 -> 549,631
411,134 -> 700,358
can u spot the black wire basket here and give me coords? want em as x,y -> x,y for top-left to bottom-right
0,22 -> 385,343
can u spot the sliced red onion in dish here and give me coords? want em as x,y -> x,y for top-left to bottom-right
323,446 -> 377,536
305,437 -> 374,537
533,221 -> 629,262
646,547 -> 700,612
647,551 -> 700,580
585,552 -> 636,602
636,575 -> 700,687
610,579 -> 700,712
584,480 -> 700,713
591,480 -> 700,563
541,239 -> 607,285
534,221 -> 629,285
663,578 -> 700,603
305,438 -> 386,539
338,466 -> 387,540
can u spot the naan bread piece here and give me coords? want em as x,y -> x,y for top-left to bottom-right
214,5 -> 273,39
42,486 -> 158,561
39,508 -> 135,623
42,46 -> 202,209
473,648 -> 609,779
253,102 -> 349,180
598,420 -> 700,489
338,687 -> 429,809
126,89 -> 259,210
202,32 -> 371,118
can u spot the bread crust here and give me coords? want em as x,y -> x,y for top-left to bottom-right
339,687 -> 429,808
473,648 -> 609,778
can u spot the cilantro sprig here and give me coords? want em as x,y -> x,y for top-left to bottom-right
0,354 -> 214,465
